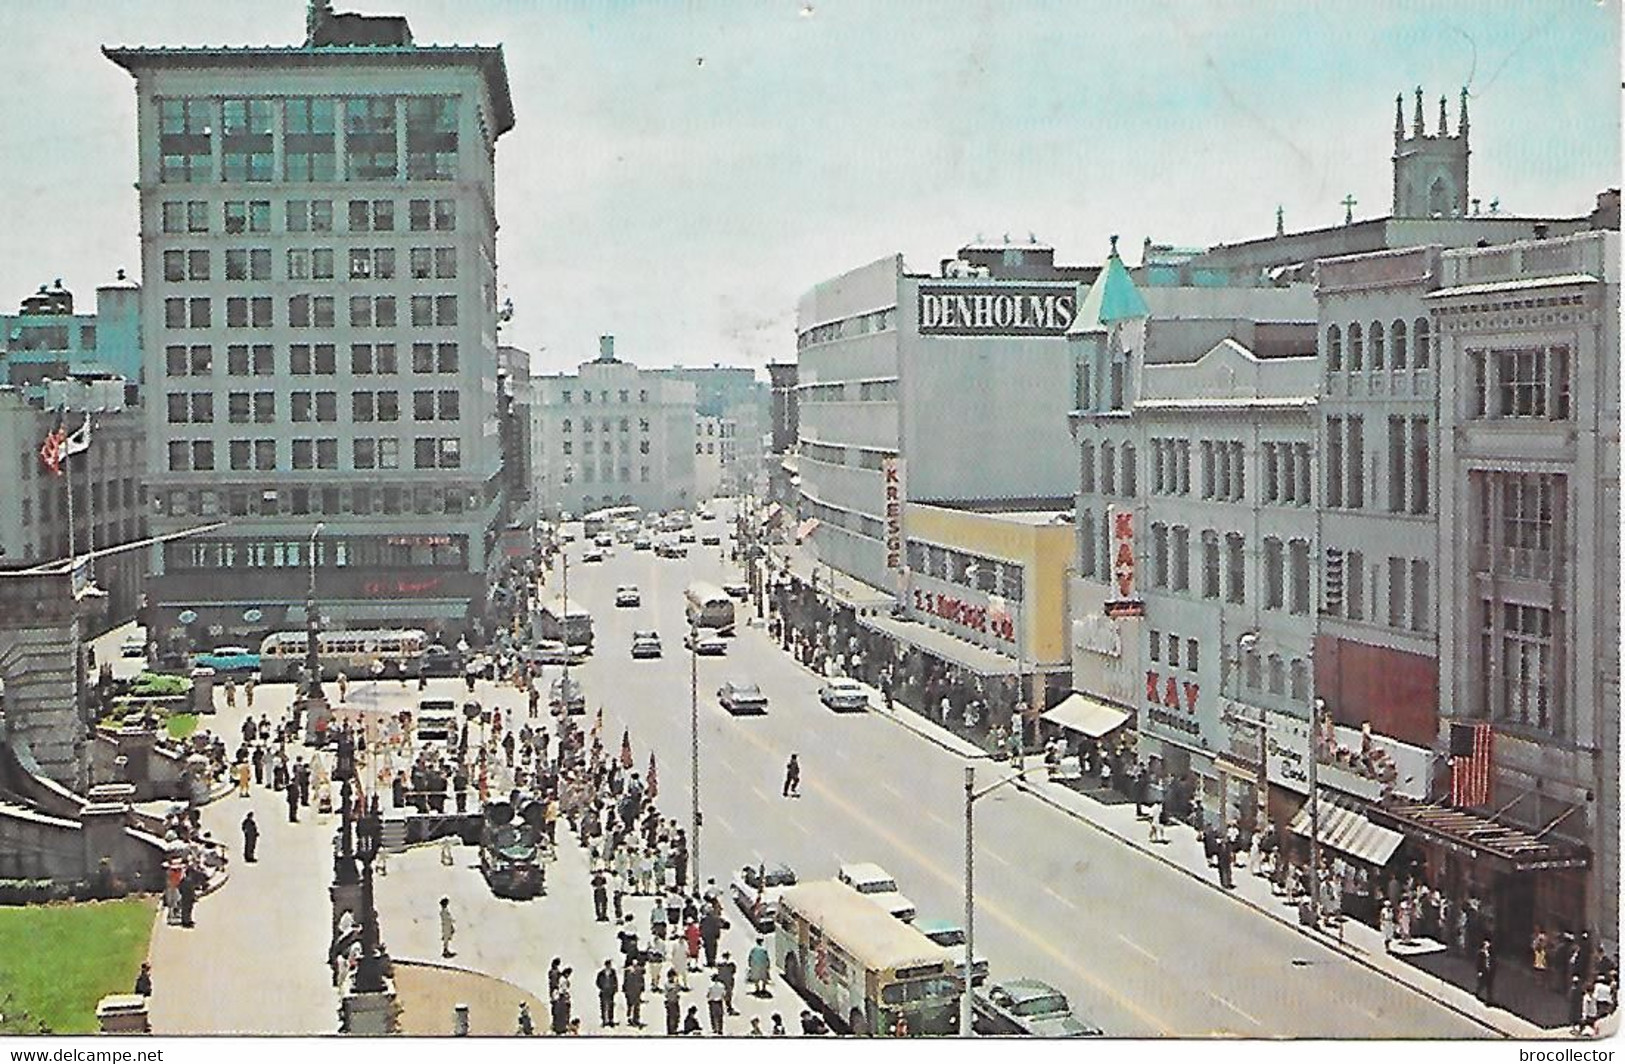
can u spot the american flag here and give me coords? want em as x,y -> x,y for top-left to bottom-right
1449,722 -> 1493,808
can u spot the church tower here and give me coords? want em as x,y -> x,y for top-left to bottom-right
1392,86 -> 1470,218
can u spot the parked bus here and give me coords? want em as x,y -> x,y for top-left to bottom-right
533,596 -> 594,650
685,581 -> 736,634
583,505 -> 642,540
775,880 -> 962,1036
258,628 -> 429,682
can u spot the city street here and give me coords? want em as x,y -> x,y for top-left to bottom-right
548,516 -> 1491,1038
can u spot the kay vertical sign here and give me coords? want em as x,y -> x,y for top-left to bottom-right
1105,505 -> 1144,618
882,455 -> 906,587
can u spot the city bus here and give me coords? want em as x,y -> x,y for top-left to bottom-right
533,596 -> 594,650
684,581 -> 736,634
257,628 -> 429,682
775,880 -> 962,1036
582,505 -> 641,540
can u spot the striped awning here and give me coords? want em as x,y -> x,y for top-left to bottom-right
1042,692 -> 1130,738
1289,799 -> 1404,868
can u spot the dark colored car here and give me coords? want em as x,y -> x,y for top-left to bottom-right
422,644 -> 461,677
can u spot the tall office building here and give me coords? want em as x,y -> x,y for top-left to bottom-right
105,2 -> 514,647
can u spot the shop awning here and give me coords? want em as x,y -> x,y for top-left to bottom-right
1042,692 -> 1130,738
287,600 -> 469,623
1289,799 -> 1404,867
795,518 -> 821,543
859,613 -> 1021,677
1369,799 -> 1591,872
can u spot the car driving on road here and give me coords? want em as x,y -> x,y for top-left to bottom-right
582,547 -> 605,563
630,630 -> 663,659
700,532 -> 722,546
684,630 -> 727,656
730,862 -> 798,931
615,585 -> 641,607
549,676 -> 586,715
717,680 -> 768,715
971,978 -> 1101,1037
818,679 -> 869,712
836,862 -> 916,923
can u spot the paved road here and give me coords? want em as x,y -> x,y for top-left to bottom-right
552,516 -> 1488,1038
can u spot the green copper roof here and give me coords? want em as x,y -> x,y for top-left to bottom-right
1069,235 -> 1149,335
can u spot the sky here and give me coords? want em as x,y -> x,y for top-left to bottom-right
0,0 -> 1618,376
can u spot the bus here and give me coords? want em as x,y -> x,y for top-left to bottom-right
685,582 -> 736,635
258,628 -> 429,682
533,596 -> 594,650
775,880 -> 962,1036
583,505 -> 641,539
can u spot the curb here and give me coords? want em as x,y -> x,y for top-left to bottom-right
1005,775 -> 1533,1039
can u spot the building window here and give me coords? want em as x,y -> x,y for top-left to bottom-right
1289,539 -> 1310,616
1413,317 -> 1430,369
1369,318 -> 1385,370
221,98 -> 274,182
345,96 -> 398,180
1200,441 -> 1214,499
1263,536 -> 1284,610
1151,522 -> 1168,588
158,97 -> 212,183
284,97 -> 337,181
1388,416 -> 1408,513
1347,322 -> 1363,371
1078,511 -> 1096,577
1201,530 -> 1220,599
1325,324 -> 1342,371
1101,445 -> 1117,496
1391,319 -> 1408,369
405,96 -> 459,180
1079,443 -> 1095,494
1224,532 -> 1245,604
1410,558 -> 1430,633
1171,525 -> 1189,591
1492,602 -> 1556,732
1346,550 -> 1365,621
1346,415 -> 1364,509
1410,419 -> 1429,515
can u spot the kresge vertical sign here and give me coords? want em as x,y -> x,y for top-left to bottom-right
882,455 -> 906,590
1105,504 -> 1143,618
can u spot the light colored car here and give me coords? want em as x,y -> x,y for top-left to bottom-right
916,918 -> 990,985
595,533 -> 614,548
730,862 -> 798,930
633,536 -> 653,551
120,633 -> 147,659
837,862 -> 916,923
630,630 -> 662,659
655,541 -> 688,559
521,641 -> 578,667
717,680 -> 768,715
684,630 -> 727,656
972,978 -> 1101,1037
582,547 -> 605,563
818,679 -> 869,712
615,585 -> 641,607
549,676 -> 586,715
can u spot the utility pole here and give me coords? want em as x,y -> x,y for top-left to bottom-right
690,616 -> 701,883
1308,695 -> 1323,926
962,765 -> 976,1039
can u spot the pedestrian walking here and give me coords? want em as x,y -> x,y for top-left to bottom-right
550,983 -> 571,1035
241,811 -> 258,863
707,975 -> 726,1034
668,932 -> 689,988
684,917 -> 703,971
592,870 -> 609,922
1477,938 -> 1497,1004
782,753 -> 801,798
439,897 -> 456,958
596,960 -> 619,1027
623,959 -> 646,1028
663,970 -> 683,1034
747,937 -> 772,997
717,951 -> 738,1014
235,759 -> 251,798
700,907 -> 725,967
244,677 -> 255,709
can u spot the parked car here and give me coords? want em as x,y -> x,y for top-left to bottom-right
717,680 -> 768,715
915,918 -> 990,985
731,862 -> 798,930
422,644 -> 461,677
656,542 -> 688,559
193,646 -> 259,674
630,630 -> 663,659
633,536 -> 653,551
818,679 -> 869,712
120,633 -> 147,659
615,585 -> 642,607
678,530 -> 696,544
684,630 -> 727,656
521,641 -> 580,667
549,676 -> 586,715
836,862 -> 916,922
971,978 -> 1101,1037
722,582 -> 749,600
700,532 -> 722,546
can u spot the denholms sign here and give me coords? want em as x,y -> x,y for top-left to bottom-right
917,285 -> 1076,336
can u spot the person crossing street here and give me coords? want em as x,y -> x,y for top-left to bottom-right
782,753 -> 801,798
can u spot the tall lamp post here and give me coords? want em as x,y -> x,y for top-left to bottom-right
689,617 -> 701,884
1308,696 -> 1324,926
303,522 -> 327,704
352,797 -> 387,993
332,727 -> 359,886
962,763 -> 1030,1037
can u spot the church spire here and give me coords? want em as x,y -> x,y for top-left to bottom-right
1413,86 -> 1425,136
1438,95 -> 1449,137
1395,93 -> 1405,142
1458,87 -> 1470,138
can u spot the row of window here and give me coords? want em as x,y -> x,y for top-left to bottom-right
28,478 -> 142,523
1261,442 -> 1314,506
168,389 -> 460,425
162,293 -> 458,330
164,342 -> 460,377
1325,317 -> 1431,372
1322,548 -> 1432,632
161,486 -> 480,520
1079,441 -> 1139,498
794,379 -> 899,403
162,246 -> 458,285
799,494 -> 886,544
1147,629 -> 1200,674
159,95 -> 461,184
560,464 -> 654,485
558,389 -> 650,406
164,436 -> 462,473
905,541 -> 1025,602
159,197 -> 457,236
795,307 -> 896,350
1478,599 -> 1560,735
1466,345 -> 1572,421
166,533 -> 469,572
559,418 -> 651,434
1471,471 -> 1565,581
557,440 -> 652,456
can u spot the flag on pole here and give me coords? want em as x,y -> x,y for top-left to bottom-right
620,728 -> 633,769
592,705 -> 603,739
63,415 -> 92,458
38,410 -> 67,476
647,753 -> 658,799
1449,722 -> 1493,808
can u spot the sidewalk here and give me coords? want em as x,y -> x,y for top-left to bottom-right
877,699 -> 1602,1041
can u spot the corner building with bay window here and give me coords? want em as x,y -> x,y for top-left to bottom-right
105,4 -> 515,646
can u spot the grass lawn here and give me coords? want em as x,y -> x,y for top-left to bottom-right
166,713 -> 199,740
0,897 -> 157,1034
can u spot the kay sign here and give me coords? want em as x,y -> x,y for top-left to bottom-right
1106,505 -> 1142,617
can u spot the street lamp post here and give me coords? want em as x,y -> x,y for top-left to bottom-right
303,522 -> 326,704
689,617 -> 701,884
962,763 -> 1030,1037
352,798 -> 386,993
1308,696 -> 1324,926
332,727 -> 359,886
